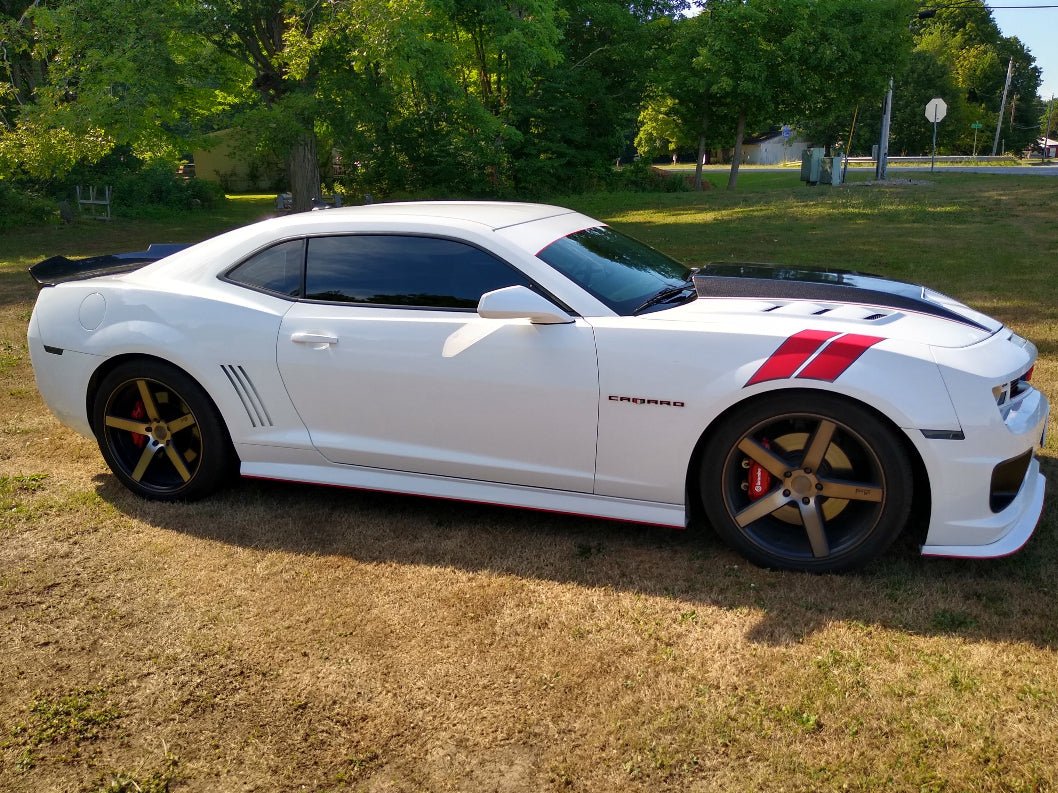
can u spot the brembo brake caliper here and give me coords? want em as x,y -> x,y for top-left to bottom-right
745,438 -> 772,501
131,400 -> 148,448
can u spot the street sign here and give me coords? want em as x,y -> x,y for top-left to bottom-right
971,121 -> 983,130
925,98 -> 947,173
781,124 -> 792,139
925,97 -> 948,122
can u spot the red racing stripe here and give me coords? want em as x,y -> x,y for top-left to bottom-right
796,334 -> 884,382
745,329 -> 841,386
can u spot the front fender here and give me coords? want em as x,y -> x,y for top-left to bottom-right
591,320 -> 957,504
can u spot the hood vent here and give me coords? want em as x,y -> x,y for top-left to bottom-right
221,365 -> 273,427
754,302 -> 895,323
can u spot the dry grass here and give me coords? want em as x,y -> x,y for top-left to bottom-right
1,180 -> 1057,792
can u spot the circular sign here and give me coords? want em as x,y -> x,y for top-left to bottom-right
925,98 -> 948,122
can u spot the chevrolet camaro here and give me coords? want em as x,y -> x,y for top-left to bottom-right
27,202 -> 1049,571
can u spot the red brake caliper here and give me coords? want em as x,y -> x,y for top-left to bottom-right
747,438 -> 773,500
130,400 -> 147,448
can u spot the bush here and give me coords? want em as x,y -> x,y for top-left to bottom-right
107,163 -> 225,214
605,160 -> 688,193
52,148 -> 226,217
0,182 -> 56,230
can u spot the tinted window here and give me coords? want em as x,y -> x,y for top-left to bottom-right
537,226 -> 691,315
227,239 -> 304,297
304,235 -> 532,309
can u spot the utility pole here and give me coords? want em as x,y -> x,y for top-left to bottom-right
842,105 -> 860,182
875,78 -> 893,180
879,8 -> 936,180
1045,95 -> 1055,162
992,57 -> 1014,156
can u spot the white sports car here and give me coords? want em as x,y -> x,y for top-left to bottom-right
27,202 -> 1049,572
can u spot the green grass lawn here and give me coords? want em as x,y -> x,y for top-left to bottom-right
566,174 -> 1058,329
1,176 -> 1056,791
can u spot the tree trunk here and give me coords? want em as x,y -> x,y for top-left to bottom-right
288,131 -> 321,213
727,110 -> 747,191
694,110 -> 709,191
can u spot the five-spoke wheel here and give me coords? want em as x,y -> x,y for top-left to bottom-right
700,393 -> 912,572
92,360 -> 234,501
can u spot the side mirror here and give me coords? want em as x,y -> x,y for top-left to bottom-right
477,285 -> 573,325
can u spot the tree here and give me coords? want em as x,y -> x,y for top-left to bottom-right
182,0 -> 333,211
635,12 -> 733,191
886,49 -> 966,156
1,0 -> 117,179
650,0 -> 911,190
0,0 -> 240,182
636,94 -> 694,164
2,0 -> 688,200
913,1 -> 1042,155
506,0 -> 684,191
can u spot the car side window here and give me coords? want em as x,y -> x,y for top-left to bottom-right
226,239 -> 304,297
304,235 -> 532,309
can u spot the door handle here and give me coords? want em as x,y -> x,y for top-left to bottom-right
291,332 -> 338,345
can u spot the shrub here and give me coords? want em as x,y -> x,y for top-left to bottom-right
606,160 -> 688,193
53,148 -> 226,218
0,182 -> 56,230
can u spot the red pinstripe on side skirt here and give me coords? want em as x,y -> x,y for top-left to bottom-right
744,329 -> 840,386
796,334 -> 884,382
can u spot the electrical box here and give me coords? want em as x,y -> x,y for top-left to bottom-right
819,156 -> 843,186
800,149 -> 823,184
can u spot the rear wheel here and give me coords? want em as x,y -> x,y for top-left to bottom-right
699,393 -> 912,572
92,360 -> 234,501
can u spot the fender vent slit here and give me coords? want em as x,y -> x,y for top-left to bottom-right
221,365 -> 273,427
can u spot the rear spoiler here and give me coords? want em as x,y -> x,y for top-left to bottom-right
28,243 -> 191,289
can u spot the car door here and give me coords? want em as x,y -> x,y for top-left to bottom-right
274,234 -> 600,492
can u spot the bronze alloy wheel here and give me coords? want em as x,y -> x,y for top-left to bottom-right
700,393 -> 912,572
93,360 -> 234,501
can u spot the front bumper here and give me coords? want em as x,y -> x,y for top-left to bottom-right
922,461 -> 1045,558
915,386 -> 1049,558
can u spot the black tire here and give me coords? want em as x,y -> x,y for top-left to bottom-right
699,392 -> 912,573
91,359 -> 235,501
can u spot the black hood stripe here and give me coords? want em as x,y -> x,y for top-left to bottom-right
692,264 -> 996,333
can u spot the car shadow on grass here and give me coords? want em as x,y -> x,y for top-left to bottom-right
97,453 -> 1058,649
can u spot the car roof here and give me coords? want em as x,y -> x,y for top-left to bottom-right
121,201 -> 600,287
271,201 -> 577,231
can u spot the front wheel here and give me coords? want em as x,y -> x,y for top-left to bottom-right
91,360 -> 234,501
699,393 -> 913,572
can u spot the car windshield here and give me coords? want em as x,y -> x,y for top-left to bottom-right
536,226 -> 693,315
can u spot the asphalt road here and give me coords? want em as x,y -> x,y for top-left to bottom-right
670,164 -> 1058,177
889,165 -> 1058,176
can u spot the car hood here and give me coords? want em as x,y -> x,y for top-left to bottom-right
640,264 -> 1002,349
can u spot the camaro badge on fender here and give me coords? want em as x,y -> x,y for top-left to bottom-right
608,395 -> 685,407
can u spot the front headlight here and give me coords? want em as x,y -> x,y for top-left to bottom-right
993,365 -> 1035,418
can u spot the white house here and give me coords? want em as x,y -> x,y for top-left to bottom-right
742,129 -> 809,165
